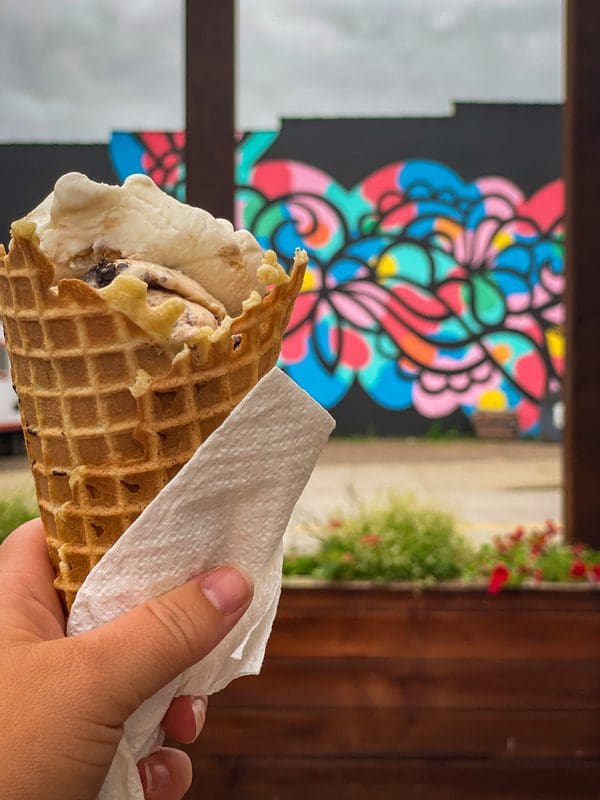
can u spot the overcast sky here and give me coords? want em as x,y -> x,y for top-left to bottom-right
0,0 -> 562,142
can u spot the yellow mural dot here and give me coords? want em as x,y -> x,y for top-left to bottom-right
546,328 -> 565,360
492,344 -> 511,363
478,388 -> 507,411
376,254 -> 397,279
492,231 -> 513,251
302,270 -> 317,292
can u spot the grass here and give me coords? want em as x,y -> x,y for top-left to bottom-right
0,495 -> 38,544
423,420 -> 468,440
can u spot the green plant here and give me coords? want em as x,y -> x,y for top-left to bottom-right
424,420 -> 467,441
0,495 -> 38,544
284,499 -> 600,591
283,496 -> 473,582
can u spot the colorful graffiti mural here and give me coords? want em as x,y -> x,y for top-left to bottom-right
110,123 -> 564,437
111,132 -> 186,202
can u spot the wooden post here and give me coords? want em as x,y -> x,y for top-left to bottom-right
565,0 -> 600,547
185,0 -> 235,221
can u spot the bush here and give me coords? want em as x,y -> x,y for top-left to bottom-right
467,521 -> 600,591
284,496 -> 473,582
284,498 -> 600,591
0,496 -> 38,544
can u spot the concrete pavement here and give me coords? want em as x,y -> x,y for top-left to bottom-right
286,439 -> 561,550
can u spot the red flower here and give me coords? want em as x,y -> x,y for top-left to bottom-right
340,552 -> 355,564
571,543 -> 585,555
545,519 -> 558,535
530,531 -> 547,555
494,536 -> 508,554
510,526 -> 525,542
360,533 -> 382,547
328,517 -> 344,529
569,559 -> 587,578
534,568 -> 543,582
591,564 -> 600,581
488,564 -> 510,594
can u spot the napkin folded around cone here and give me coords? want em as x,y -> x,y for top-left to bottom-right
66,368 -> 335,800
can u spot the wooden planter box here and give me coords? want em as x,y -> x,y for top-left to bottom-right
179,582 -> 600,799
472,411 -> 519,440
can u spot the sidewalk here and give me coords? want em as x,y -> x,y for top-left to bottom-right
0,439 -> 562,548
287,439 -> 561,549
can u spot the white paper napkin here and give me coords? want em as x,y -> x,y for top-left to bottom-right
67,368 -> 335,800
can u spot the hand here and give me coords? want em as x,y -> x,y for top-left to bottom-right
0,519 -> 253,800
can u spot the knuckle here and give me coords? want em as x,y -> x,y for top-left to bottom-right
143,595 -> 203,664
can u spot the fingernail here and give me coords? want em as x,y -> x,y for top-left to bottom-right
142,759 -> 170,794
192,695 -> 207,739
200,565 -> 252,615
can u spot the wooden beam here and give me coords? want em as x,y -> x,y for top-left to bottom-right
185,0 -> 235,221
565,1 -> 600,547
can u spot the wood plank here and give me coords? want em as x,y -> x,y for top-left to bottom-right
195,708 -> 600,759
185,0 -> 235,219
211,658 -> 600,710
266,610 -> 600,660
278,584 -> 600,612
185,757 -> 600,800
565,0 -> 600,547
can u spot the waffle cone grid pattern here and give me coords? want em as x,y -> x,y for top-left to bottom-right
0,233 -> 306,609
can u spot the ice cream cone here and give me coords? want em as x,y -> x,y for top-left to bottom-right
0,222 -> 306,611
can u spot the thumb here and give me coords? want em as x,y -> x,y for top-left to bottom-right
75,565 -> 253,714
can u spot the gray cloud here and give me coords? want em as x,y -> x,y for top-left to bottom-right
0,0 -> 184,141
0,0 -> 561,142
239,0 -> 562,126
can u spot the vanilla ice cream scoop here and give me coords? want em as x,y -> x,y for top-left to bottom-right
26,172 -> 267,316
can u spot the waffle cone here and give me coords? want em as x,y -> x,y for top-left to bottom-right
0,223 -> 306,611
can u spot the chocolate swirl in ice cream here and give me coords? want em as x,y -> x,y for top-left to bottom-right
81,259 -> 125,289
82,258 -> 228,343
